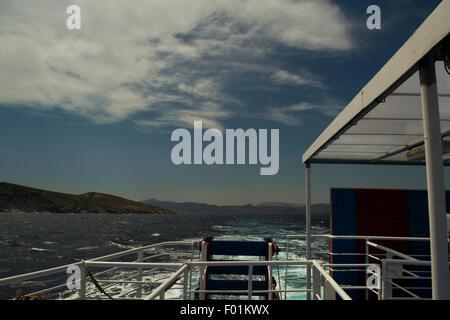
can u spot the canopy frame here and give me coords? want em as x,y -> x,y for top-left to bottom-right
302,0 -> 450,300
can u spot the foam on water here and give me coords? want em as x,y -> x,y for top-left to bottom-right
0,211 -> 328,300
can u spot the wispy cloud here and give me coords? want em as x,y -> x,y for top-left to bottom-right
264,100 -> 342,126
270,70 -> 325,88
0,0 -> 354,129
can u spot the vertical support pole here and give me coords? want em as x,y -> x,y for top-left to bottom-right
136,250 -> 143,299
267,243 -> 273,300
365,239 -> 369,300
312,263 -> 321,300
419,55 -> 450,300
248,265 -> 253,300
79,263 -> 86,300
284,238 -> 289,300
381,253 -> 392,300
183,266 -> 189,300
305,163 -> 312,300
199,241 -> 208,300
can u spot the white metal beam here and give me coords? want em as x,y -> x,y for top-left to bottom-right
419,56 -> 450,300
303,0 -> 450,164
305,164 -> 312,300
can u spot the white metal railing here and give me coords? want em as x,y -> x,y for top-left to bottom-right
144,260 -> 351,301
284,234 -> 449,300
0,241 -> 196,300
2,235 -> 445,300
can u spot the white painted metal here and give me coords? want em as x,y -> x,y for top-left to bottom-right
420,56 -> 450,299
199,241 -> 208,300
79,262 -> 86,300
268,242 -> 273,300
303,0 -> 450,164
286,234 -> 431,242
248,265 -> 253,300
136,250 -> 143,298
305,164 -> 312,300
1,236 -> 442,301
183,266 -> 189,300
312,264 -> 321,300
145,264 -> 189,300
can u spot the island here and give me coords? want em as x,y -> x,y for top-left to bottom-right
0,182 -> 174,214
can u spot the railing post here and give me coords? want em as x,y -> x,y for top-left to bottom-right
248,265 -> 253,300
381,253 -> 392,300
365,238 -> 369,300
183,265 -> 189,300
284,238 -> 290,300
79,263 -> 86,300
312,263 -> 321,300
305,163 -> 312,300
267,243 -> 273,300
199,241 -> 208,300
136,250 -> 143,299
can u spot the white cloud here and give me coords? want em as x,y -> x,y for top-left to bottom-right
265,101 -> 341,126
271,70 -> 324,88
0,0 -> 354,128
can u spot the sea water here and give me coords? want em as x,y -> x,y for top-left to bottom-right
0,211 -> 329,300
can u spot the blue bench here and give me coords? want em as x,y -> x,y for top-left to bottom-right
198,237 -> 279,299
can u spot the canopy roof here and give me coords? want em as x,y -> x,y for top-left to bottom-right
303,1 -> 450,166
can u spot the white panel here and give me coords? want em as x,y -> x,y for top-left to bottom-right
303,0 -> 450,163
347,119 -> 424,135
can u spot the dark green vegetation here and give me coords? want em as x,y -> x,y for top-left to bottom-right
0,182 -> 174,214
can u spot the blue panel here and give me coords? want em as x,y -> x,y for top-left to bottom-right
331,189 -> 357,262
330,188 -> 358,299
208,265 -> 268,276
209,240 -> 267,256
407,190 -> 430,238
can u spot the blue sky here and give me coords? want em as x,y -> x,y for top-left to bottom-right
0,0 -> 448,205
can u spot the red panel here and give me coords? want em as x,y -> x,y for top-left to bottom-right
355,189 -> 412,296
355,188 -> 410,238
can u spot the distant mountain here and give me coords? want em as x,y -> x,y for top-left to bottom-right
257,202 -> 303,208
0,182 -> 174,214
142,199 -> 329,223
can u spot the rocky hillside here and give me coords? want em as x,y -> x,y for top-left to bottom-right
0,182 -> 174,214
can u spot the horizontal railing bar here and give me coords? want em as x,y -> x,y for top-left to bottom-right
327,269 -> 369,272
286,234 -> 430,241
0,241 -> 195,286
0,262 -> 84,286
85,261 -> 183,269
383,259 -> 433,266
329,253 -> 367,256
323,263 -> 376,267
388,297 -> 432,300
392,287 -> 432,290
189,289 -> 312,294
367,241 -> 418,261
187,261 -> 312,267
93,279 -> 162,285
89,241 -> 194,262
